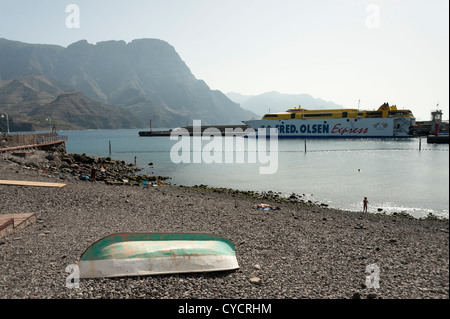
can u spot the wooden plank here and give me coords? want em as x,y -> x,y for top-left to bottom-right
0,218 -> 14,231
12,213 -> 36,229
0,219 -> 14,238
0,180 -> 66,188
0,213 -> 36,238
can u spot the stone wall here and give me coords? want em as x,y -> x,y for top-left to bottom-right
0,132 -> 59,148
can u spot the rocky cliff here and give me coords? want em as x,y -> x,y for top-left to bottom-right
0,38 -> 257,130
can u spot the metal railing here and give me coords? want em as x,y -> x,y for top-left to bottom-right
36,135 -> 68,145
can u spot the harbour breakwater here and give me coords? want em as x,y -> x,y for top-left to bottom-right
139,124 -> 251,136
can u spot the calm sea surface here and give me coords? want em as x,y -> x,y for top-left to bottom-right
59,129 -> 449,219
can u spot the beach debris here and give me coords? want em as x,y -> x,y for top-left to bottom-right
249,277 -> 262,285
392,211 -> 414,219
252,203 -> 280,210
78,233 -> 239,278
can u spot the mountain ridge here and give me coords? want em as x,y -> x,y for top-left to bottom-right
226,90 -> 345,116
0,74 -> 140,130
0,38 -> 257,130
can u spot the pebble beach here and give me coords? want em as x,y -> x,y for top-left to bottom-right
0,150 -> 448,299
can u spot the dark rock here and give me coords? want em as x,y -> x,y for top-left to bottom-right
352,292 -> 362,299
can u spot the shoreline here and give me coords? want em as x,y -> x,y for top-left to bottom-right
4,145 -> 444,222
61,129 -> 449,220
0,150 -> 449,299
183,184 -> 449,222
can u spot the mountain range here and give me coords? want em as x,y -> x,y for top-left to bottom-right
0,74 -> 140,130
0,38 -> 257,131
226,91 -> 344,116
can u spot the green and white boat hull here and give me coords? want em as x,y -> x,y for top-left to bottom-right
78,233 -> 239,278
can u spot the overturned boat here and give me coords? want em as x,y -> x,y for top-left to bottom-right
78,233 -> 239,278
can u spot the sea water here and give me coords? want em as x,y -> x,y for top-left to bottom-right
59,129 -> 449,219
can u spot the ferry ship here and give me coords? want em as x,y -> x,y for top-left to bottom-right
243,103 -> 416,138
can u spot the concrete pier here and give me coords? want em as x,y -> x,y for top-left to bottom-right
139,124 -> 251,137
427,134 -> 449,144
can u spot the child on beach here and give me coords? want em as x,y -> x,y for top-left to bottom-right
90,166 -> 97,181
363,197 -> 368,213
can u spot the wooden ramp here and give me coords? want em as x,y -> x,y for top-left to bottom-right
0,180 -> 66,188
0,213 -> 36,238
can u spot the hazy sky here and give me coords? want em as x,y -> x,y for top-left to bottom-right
0,0 -> 448,120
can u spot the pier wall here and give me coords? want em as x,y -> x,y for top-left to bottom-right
0,132 -> 58,148
139,125 -> 251,136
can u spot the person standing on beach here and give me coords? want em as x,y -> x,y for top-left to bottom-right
90,166 -> 97,182
363,197 -> 368,213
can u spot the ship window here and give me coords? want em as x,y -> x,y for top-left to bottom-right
303,113 -> 333,118
291,113 -> 296,119
367,112 -> 382,117
342,112 -> 348,118
264,114 -> 278,118
389,111 -> 408,116
358,113 -> 364,116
